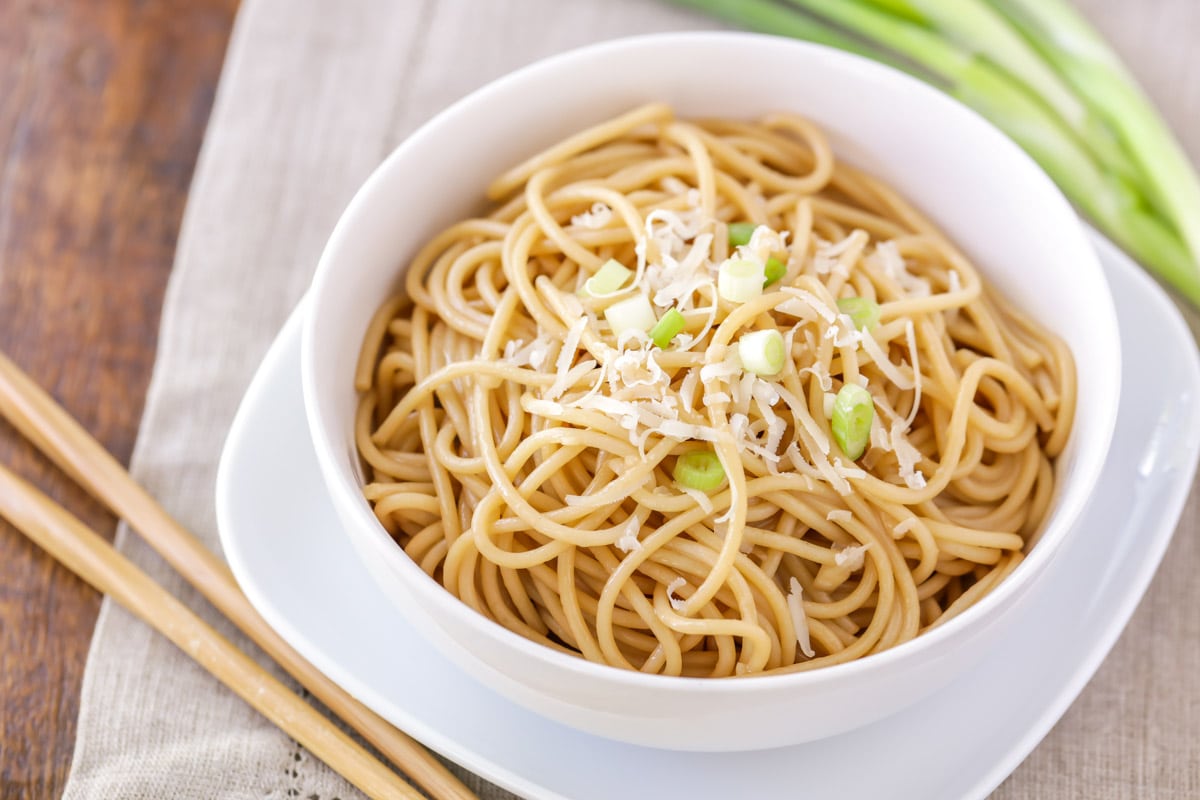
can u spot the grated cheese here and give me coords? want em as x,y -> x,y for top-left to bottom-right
679,369 -> 700,411
702,391 -> 731,407
525,398 -> 565,417
751,377 -> 780,408
548,316 -> 588,396
872,241 -> 931,297
787,577 -> 816,658
826,314 -> 864,348
826,509 -> 852,523
869,410 -> 893,451
800,363 -> 833,392
834,543 -> 869,570
571,202 -> 613,230
948,269 -> 961,293
786,288 -> 838,323
503,334 -> 553,369
903,319 -> 922,428
616,515 -> 643,553
667,577 -> 688,611
890,420 -> 927,489
859,330 -> 914,390
700,351 -> 741,385
680,485 -> 715,514
774,297 -> 818,322
811,231 -> 864,277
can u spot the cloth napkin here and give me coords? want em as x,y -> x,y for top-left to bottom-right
62,0 -> 1200,797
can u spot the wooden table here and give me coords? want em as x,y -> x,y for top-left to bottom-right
0,2 -> 238,796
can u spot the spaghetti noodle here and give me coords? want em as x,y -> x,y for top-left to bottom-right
354,103 -> 1075,677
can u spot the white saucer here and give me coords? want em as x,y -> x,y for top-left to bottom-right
216,232 -> 1200,800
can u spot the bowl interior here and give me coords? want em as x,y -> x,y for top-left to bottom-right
301,32 -> 1120,686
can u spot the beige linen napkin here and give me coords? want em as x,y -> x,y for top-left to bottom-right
62,0 -> 1199,798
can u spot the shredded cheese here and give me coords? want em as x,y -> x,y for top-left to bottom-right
616,515 -> 642,553
890,420 -> 927,489
872,241 -> 931,297
787,578 -> 815,658
571,202 -> 613,230
800,362 -> 833,392
667,577 -> 688,611
834,543 -> 869,570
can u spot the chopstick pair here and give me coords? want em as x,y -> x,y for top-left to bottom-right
0,352 -> 477,800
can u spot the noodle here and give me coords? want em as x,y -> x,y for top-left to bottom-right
354,104 -> 1076,677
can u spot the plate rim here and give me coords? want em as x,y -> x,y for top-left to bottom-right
216,230 -> 1200,800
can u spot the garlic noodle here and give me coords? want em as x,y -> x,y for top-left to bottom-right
354,103 -> 1075,677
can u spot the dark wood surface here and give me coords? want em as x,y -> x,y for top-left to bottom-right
0,1 -> 239,796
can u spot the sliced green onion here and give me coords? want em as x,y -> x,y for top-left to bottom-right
718,258 -> 766,303
604,294 -> 657,339
837,296 -> 881,330
673,450 -> 727,491
764,257 -> 787,287
581,258 -> 633,298
738,328 -> 787,376
728,221 -> 758,247
649,307 -> 687,349
831,383 -> 875,461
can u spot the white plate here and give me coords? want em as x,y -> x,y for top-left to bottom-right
216,232 -> 1200,800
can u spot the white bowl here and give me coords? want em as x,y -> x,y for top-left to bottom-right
301,32 -> 1120,752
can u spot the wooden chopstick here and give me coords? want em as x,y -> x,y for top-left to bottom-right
0,463 -> 422,799
0,352 -> 477,800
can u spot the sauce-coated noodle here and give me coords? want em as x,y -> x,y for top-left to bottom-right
355,104 -> 1075,677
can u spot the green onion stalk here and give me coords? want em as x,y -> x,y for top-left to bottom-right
668,0 -> 1200,306
994,0 -> 1200,290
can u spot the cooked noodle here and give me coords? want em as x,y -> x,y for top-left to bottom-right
354,103 -> 1075,677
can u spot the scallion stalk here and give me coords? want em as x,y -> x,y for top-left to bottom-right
991,0 -> 1200,281
666,0 -> 907,67
666,0 -> 1200,307
860,0 -> 1141,184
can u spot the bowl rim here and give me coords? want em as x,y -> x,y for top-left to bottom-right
301,30 -> 1121,694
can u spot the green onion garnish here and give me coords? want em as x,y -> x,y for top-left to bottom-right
836,296 -> 881,330
581,258 -> 633,298
673,450 -> 727,491
831,383 -> 875,461
738,329 -> 787,376
649,307 -> 687,349
604,294 -> 657,339
718,257 -> 766,303
728,221 -> 758,247
764,257 -> 787,287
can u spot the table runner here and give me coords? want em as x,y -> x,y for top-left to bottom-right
62,0 -> 1200,797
